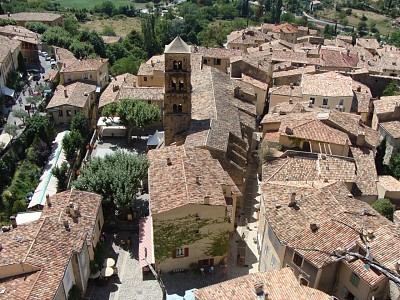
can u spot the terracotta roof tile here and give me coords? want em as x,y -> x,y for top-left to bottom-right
0,12 -> 62,22
148,145 -> 239,215
350,147 -> 378,196
60,58 -> 108,73
374,96 -> 400,115
46,82 -> 96,109
380,120 -> 400,139
301,72 -> 353,97
378,175 -> 400,191
99,73 -> 137,108
194,268 -> 332,300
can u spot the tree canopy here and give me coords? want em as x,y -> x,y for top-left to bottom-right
383,81 -> 400,97
372,198 -> 395,221
62,130 -> 83,161
73,151 -> 149,208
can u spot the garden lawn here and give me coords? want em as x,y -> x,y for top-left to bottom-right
80,16 -> 141,37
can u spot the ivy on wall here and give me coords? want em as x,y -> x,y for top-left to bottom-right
153,214 -> 229,264
203,230 -> 229,257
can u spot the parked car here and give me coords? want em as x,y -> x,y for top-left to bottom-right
41,51 -> 48,57
45,56 -> 51,61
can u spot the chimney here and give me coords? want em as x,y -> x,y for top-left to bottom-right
310,223 -> 319,232
46,194 -> 51,207
285,127 -> 293,135
357,85 -> 361,92
167,157 -> 172,166
395,261 -> 400,272
254,282 -> 264,295
288,192 -> 296,207
112,84 -> 119,92
204,195 -> 210,205
151,60 -> 155,67
289,83 -> 294,89
63,219 -> 69,227
347,49 -> 350,56
64,89 -> 68,98
356,133 -> 365,146
367,229 -> 374,239
259,45 -> 262,51
196,176 -> 200,184
10,216 -> 17,228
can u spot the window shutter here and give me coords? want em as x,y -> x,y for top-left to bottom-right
172,250 -> 176,259
184,248 -> 189,257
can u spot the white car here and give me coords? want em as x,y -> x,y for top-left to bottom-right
45,56 -> 51,61
41,51 -> 48,57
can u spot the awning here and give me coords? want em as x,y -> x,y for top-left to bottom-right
3,87 -> 15,98
139,216 -> 155,268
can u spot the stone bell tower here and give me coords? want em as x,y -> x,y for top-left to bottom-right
163,36 -> 192,146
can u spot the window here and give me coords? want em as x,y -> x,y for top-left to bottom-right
339,99 -> 344,105
310,97 -> 315,104
148,100 -> 152,105
271,256 -> 277,268
176,248 -> 184,257
74,110 -> 77,115
292,252 -> 303,267
264,245 -> 269,256
203,59 -> 208,65
173,60 -> 178,70
144,76 -> 147,82
66,110 -> 72,117
177,104 -> 182,113
178,61 -> 183,70
179,80 -> 184,91
214,58 -> 221,65
58,110 -> 63,117
90,75 -> 93,79
173,104 -> 177,113
299,277 -> 309,286
174,247 -> 189,258
171,79 -> 177,91
195,229 -> 200,235
350,272 -> 360,287
323,98 -> 329,106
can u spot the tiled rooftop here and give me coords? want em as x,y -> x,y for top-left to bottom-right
0,36 -> 20,63
119,86 -> 164,101
272,23 -> 298,34
282,119 -> 350,145
378,175 -> 400,192
101,35 -> 121,44
194,268 -> 332,300
54,46 -> 76,61
345,258 -> 386,286
46,82 -> 96,109
0,25 -> 40,44
137,60 -> 165,76
350,147 -> 378,196
0,190 -> 101,299
374,96 -> 400,115
60,58 -> 108,73
270,85 -> 302,97
147,145 -> 239,215
380,120 -> 400,139
99,73 -> 137,108
0,12 -> 62,21
261,181 -> 397,269
320,49 -> 359,68
191,45 -> 242,58
301,71 -> 353,97
264,152 -> 356,183
241,73 -> 268,90
273,65 -> 316,78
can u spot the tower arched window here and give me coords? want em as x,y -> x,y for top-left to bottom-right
173,60 -> 178,70
171,78 -> 177,91
178,104 -> 183,113
173,104 -> 177,113
178,61 -> 183,70
179,79 -> 184,91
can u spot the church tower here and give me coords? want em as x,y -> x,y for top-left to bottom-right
163,36 -> 192,146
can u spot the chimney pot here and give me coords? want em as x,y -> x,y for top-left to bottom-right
10,216 -> 17,228
167,157 -> 172,165
196,176 -> 200,184
288,192 -> 296,207
64,89 -> 68,98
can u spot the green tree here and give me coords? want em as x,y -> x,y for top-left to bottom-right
357,21 -> 367,36
118,99 -> 161,141
375,137 -> 389,175
26,95 -> 42,109
141,12 -> 162,58
390,153 -> 400,180
25,22 -> 49,34
69,41 -> 94,59
102,102 -> 119,121
383,81 -> 400,96
71,112 -> 91,140
41,26 -> 73,49
280,12 -> 296,23
12,109 -> 29,125
12,199 -> 27,215
95,1 -> 115,17
73,151 -> 149,208
52,162 -> 69,192
4,124 -> 18,140
64,17 -> 80,36
360,14 -> 368,21
62,130 -> 83,162
17,52 -> 27,77
79,30 -> 106,57
372,198 -> 395,221
75,10 -> 87,22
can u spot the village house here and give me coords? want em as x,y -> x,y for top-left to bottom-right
377,175 -> 400,208
137,55 -> 165,87
46,82 -> 97,126
0,25 -> 41,66
257,181 -> 397,300
141,145 -> 241,273
0,190 -> 104,299
0,36 -> 21,99
194,267 -> 332,300
372,95 -> 400,130
192,46 -> 242,73
226,28 -> 270,51
261,23 -> 318,44
0,12 -> 64,27
101,35 -> 122,45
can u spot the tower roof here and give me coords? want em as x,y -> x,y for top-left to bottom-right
165,36 -> 191,54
